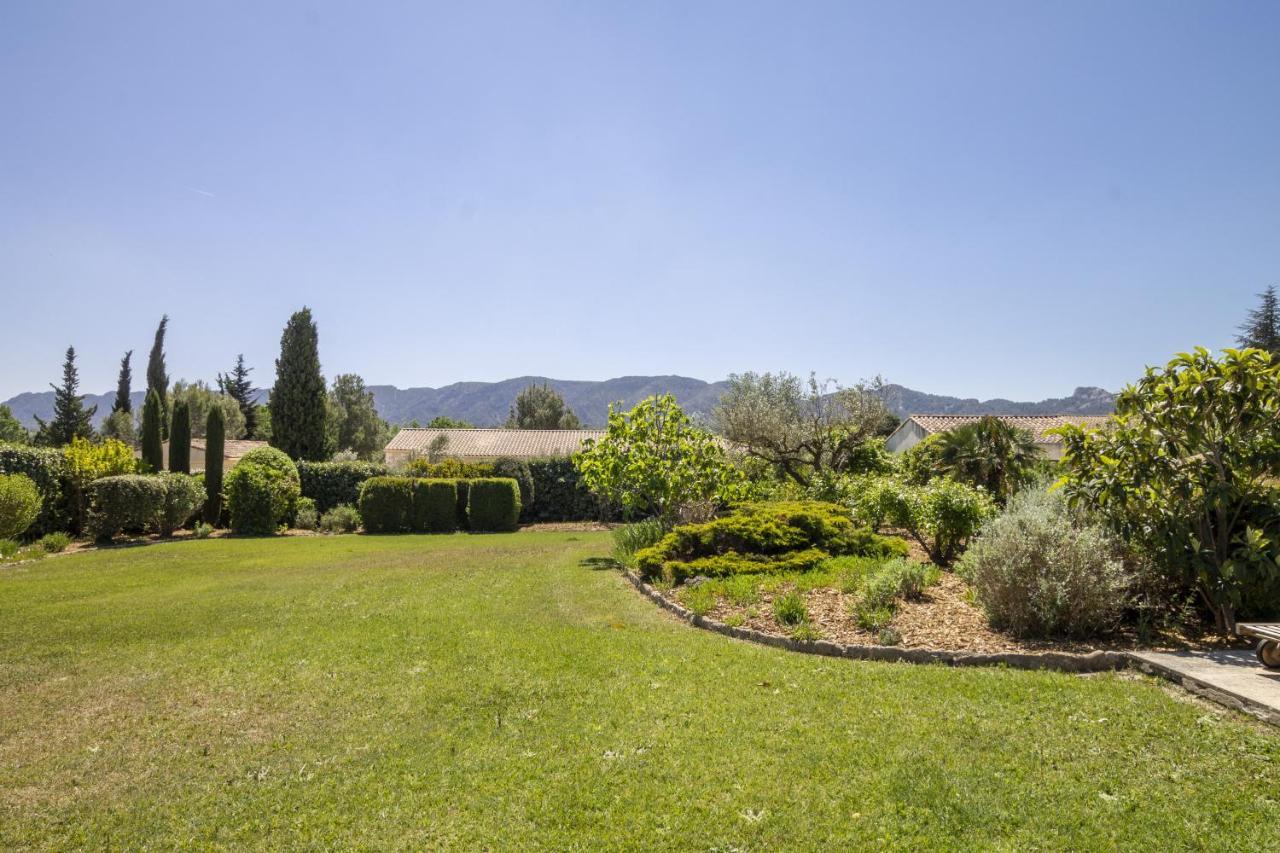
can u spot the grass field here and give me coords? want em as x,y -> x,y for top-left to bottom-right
1,532 -> 1277,849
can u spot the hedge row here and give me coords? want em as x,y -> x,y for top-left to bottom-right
86,472 -> 205,541
298,461 -> 388,513
359,477 -> 522,533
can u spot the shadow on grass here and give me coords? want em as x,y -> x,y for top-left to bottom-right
580,557 -> 621,571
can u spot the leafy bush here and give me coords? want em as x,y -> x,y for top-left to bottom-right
359,476 -> 414,533
0,473 -> 42,540
853,558 -> 936,630
0,539 -> 17,559
319,504 -> 361,533
156,472 -> 205,536
62,437 -> 137,532
297,460 -> 388,513
526,457 -> 604,522
958,488 -> 1131,639
0,444 -> 66,536
850,475 -> 995,565
406,458 -> 493,480
612,519 -> 665,567
87,475 -> 166,541
635,501 -> 908,584
467,478 -> 522,532
772,590 -> 808,626
225,447 -> 301,536
295,496 -> 319,530
490,457 -> 535,519
39,532 -> 71,553
192,521 -> 214,539
411,479 -> 458,533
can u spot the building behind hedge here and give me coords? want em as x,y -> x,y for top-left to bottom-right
155,439 -> 271,473
383,428 -> 604,468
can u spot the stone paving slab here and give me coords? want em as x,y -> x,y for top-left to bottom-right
1127,648 -> 1280,726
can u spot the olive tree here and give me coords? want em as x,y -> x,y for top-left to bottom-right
1056,347 -> 1280,634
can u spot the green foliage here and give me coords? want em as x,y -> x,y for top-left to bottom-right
934,416 -> 1038,502
270,307 -> 332,461
34,346 -> 96,447
1055,347 -> 1280,633
0,474 -> 42,540
62,436 -> 137,532
217,354 -> 258,439
1237,285 -> 1280,355
411,479 -> 459,533
454,479 -> 471,529
405,457 -> 493,479
146,315 -> 169,439
38,532 -> 71,553
575,394 -> 751,527
853,559 -> 937,630
156,472 -> 204,536
225,447 -> 301,535
505,383 -> 582,429
772,590 -> 808,626
192,521 -> 214,539
204,406 -> 225,524
319,504 -> 361,533
467,478 -> 522,532
849,475 -> 995,565
295,496 -> 319,530
358,476 -> 414,533
86,475 -> 165,541
0,444 -> 66,536
100,410 -> 137,447
425,416 -> 473,428
612,519 -> 666,567
635,501 -> 908,583
169,399 -> 192,473
298,460 -> 388,513
327,374 -> 389,460
525,457 -> 605,522
899,433 -> 945,485
490,457 -> 534,518
958,487 -> 1131,639
0,405 -> 30,445
140,389 -> 164,473
112,350 -> 133,414
171,381 -> 246,440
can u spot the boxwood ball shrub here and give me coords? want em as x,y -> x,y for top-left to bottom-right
87,475 -> 166,541
298,460 -> 388,513
0,473 -> 42,541
225,448 -> 302,536
0,445 -> 67,537
467,478 -> 522,532
635,500 -> 909,584
411,479 -> 458,533
359,476 -> 414,533
156,472 -> 206,537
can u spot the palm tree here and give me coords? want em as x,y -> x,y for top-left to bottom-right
935,417 -> 1038,502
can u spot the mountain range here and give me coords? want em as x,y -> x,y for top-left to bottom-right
2,376 -> 1115,431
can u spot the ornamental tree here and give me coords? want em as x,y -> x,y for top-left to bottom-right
574,394 -> 750,527
269,308 -> 331,461
1055,347 -> 1280,634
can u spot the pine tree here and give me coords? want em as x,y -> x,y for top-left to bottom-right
204,406 -> 225,524
33,346 -> 97,446
141,389 -> 164,472
505,383 -> 582,429
269,308 -> 331,461
217,354 -> 257,438
328,373 -> 389,460
1237,285 -> 1280,356
169,398 -> 191,473
147,315 -> 170,438
112,350 -> 133,414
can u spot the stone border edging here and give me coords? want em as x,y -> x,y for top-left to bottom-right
622,569 -> 1128,673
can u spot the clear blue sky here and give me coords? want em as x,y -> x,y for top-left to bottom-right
3,1 -> 1278,402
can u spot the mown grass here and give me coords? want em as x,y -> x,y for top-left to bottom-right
1,532 -> 1277,849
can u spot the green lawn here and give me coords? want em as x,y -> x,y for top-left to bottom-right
1,533 -> 1277,849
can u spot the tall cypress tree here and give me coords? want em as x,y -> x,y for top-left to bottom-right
1237,285 -> 1280,356
204,406 -> 225,524
112,350 -> 133,414
141,389 -> 164,472
147,315 -> 170,439
217,354 -> 257,438
169,399 -> 191,473
269,308 -> 331,461
33,346 -> 97,446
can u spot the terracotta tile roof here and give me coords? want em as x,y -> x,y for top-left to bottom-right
902,415 -> 1113,445
384,428 -> 606,459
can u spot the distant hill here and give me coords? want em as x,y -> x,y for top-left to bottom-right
3,376 -> 1115,431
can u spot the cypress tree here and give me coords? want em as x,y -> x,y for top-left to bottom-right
147,315 -> 170,438
141,389 -> 164,472
1237,285 -> 1280,356
169,399 -> 191,473
112,350 -> 133,414
204,406 -> 225,524
269,308 -> 331,461
33,346 -> 97,446
217,354 -> 257,438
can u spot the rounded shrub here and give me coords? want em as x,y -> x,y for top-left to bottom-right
0,445 -> 67,536
411,479 -> 458,533
225,448 -> 301,536
295,496 -> 319,530
0,473 -> 42,541
957,488 -> 1130,639
87,475 -> 166,541
359,476 -> 414,533
156,472 -> 205,536
467,478 -> 522,532
319,504 -> 361,533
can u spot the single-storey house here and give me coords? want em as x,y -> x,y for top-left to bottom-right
156,438 -> 271,473
383,428 -> 606,468
885,415 -> 1112,461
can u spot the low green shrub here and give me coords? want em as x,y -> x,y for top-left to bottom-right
225,449 -> 301,536
298,461 -> 387,513
319,504 -> 361,534
359,477 -> 414,533
467,478 -> 522,532
157,472 -> 205,537
850,475 -> 995,565
612,519 -> 665,567
0,445 -> 66,537
87,475 -> 166,541
0,539 -> 18,559
853,559 -> 937,630
192,521 -> 214,539
0,473 -> 42,540
295,496 -> 319,530
411,479 -> 458,533
772,590 -> 808,626
38,532 -> 71,553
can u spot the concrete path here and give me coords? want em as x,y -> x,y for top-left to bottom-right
1127,648 -> 1280,725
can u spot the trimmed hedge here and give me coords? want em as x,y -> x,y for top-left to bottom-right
0,473 -> 42,540
298,460 -> 388,513
87,475 -> 166,541
156,472 -> 205,536
0,444 -> 67,537
359,476 -> 414,533
411,479 -> 458,533
455,479 -> 471,529
467,478 -> 522,532
526,457 -> 607,522
225,448 -> 301,535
